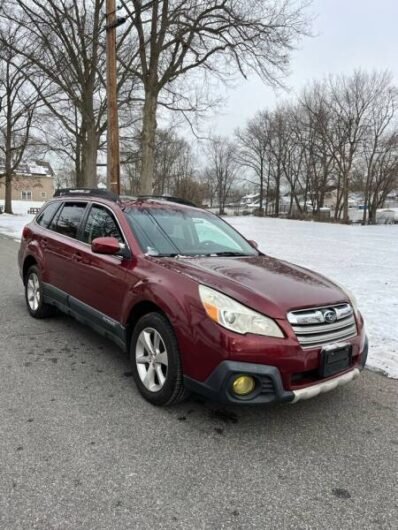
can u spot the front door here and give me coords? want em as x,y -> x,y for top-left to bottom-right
69,203 -> 132,343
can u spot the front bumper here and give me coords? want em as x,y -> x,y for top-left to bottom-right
184,361 -> 295,405
183,337 -> 368,405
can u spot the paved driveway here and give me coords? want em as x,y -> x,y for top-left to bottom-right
1,236 -> 397,529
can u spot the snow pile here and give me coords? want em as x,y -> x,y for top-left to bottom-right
229,217 -> 398,379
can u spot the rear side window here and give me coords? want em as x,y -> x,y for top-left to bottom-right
51,202 -> 87,239
82,205 -> 123,244
36,202 -> 61,229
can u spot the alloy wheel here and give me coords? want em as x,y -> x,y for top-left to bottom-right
135,327 -> 169,392
27,272 -> 41,312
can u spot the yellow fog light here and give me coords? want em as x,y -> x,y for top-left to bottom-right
231,375 -> 256,396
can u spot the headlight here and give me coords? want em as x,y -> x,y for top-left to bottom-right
335,282 -> 359,314
344,287 -> 358,313
198,285 -> 283,338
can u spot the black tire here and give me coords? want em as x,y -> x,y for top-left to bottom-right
24,265 -> 56,318
130,312 -> 189,406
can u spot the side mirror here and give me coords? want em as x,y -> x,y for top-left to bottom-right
248,239 -> 259,249
91,236 -> 122,256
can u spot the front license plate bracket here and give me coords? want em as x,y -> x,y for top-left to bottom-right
320,345 -> 352,378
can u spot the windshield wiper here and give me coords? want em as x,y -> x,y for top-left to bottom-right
206,251 -> 250,257
146,252 -> 190,258
147,251 -> 250,258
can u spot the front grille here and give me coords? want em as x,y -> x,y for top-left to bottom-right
287,303 -> 357,349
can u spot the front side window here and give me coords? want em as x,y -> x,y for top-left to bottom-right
124,207 -> 258,257
82,205 -> 123,244
36,201 -> 61,229
51,202 -> 87,239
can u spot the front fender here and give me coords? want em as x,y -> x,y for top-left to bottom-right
121,270 -> 202,374
123,277 -> 198,332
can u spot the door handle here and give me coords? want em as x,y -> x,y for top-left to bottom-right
74,252 -> 83,262
41,238 -> 48,248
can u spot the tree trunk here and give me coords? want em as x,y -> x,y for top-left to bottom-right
334,174 -> 342,221
362,194 -> 368,225
293,191 -> 302,213
75,135 -> 82,187
140,90 -> 158,195
218,177 -> 223,215
342,172 -> 349,224
4,120 -> 13,214
319,188 -> 325,209
259,158 -> 264,212
288,191 -> 294,216
368,202 -> 376,224
4,171 -> 13,214
265,168 -> 271,215
274,166 -> 281,217
81,121 -> 98,188
75,124 -> 85,187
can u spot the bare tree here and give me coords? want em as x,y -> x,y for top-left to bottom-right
328,72 -> 383,223
300,72 -> 393,222
235,111 -> 270,212
263,109 -> 291,216
0,26 -> 41,213
206,136 -> 238,214
120,125 -> 201,202
199,166 -> 217,208
365,132 -> 398,223
277,106 -> 307,215
296,90 -> 337,214
360,75 -> 397,223
1,0 -> 138,187
234,70 -> 398,222
153,129 -> 190,195
120,0 -> 311,194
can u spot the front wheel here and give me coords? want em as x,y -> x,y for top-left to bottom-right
24,265 -> 55,318
130,312 -> 188,406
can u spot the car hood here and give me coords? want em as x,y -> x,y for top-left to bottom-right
155,254 -> 348,319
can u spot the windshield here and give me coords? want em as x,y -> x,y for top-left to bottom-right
124,206 -> 259,257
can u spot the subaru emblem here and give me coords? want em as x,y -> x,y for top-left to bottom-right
324,309 -> 337,323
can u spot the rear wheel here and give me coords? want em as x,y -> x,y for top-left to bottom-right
25,265 -> 55,318
130,312 -> 188,406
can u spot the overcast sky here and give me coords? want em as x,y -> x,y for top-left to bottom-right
207,0 -> 398,136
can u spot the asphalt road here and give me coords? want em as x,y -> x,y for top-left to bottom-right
0,235 -> 397,530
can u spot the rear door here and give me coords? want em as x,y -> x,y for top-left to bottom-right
34,201 -> 63,284
43,201 -> 88,303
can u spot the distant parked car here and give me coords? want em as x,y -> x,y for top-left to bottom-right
376,209 -> 395,224
18,189 -> 368,406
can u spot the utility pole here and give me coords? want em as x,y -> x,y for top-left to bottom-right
105,0 -> 121,194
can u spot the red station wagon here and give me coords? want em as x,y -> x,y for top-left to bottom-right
18,189 -> 368,406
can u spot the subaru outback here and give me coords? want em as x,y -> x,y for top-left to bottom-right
18,189 -> 368,406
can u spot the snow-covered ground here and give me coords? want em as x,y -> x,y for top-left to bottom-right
229,217 -> 398,379
0,201 -> 43,240
0,203 -> 397,378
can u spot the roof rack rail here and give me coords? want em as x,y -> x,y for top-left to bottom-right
53,188 -> 119,202
137,195 -> 197,207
